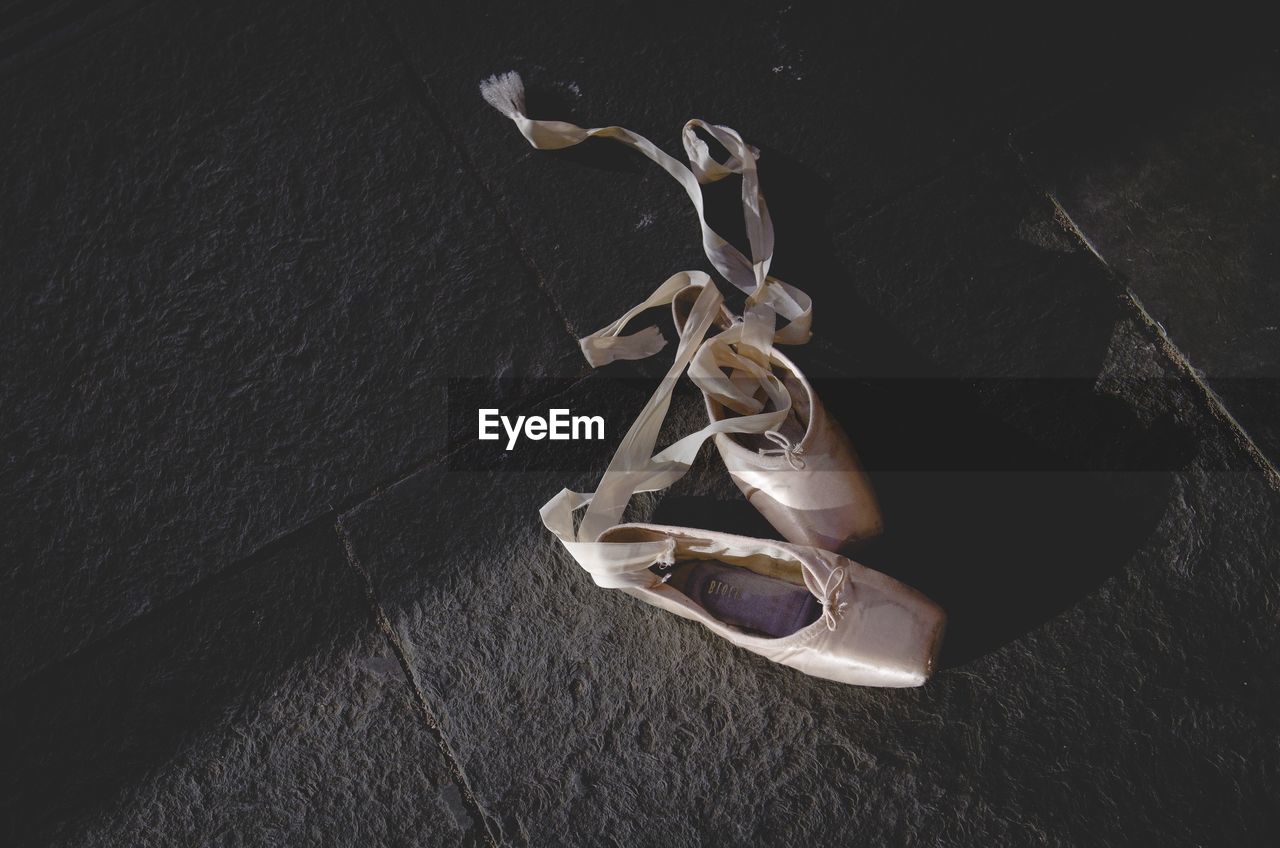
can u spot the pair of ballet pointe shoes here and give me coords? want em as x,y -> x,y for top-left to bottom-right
600,284 -> 941,688
483,72 -> 945,687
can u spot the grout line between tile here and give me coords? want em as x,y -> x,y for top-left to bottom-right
331,370 -> 595,515
335,519 -> 502,848
1118,287 -> 1280,491
1,512 -> 338,696
1042,187 -> 1280,492
14,368 -> 597,694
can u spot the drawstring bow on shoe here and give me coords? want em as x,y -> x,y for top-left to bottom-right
759,429 -> 806,470
817,566 -> 847,630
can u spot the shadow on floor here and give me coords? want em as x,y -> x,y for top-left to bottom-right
655,142 -> 1196,667
512,75 -> 1198,667
0,524 -> 375,845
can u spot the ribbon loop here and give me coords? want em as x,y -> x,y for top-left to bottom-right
482,72 -> 824,585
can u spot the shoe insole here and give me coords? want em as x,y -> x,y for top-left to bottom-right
660,560 -> 821,638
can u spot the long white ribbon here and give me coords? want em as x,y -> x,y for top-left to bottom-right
479,71 -> 813,353
537,274 -> 794,587
481,72 -> 814,584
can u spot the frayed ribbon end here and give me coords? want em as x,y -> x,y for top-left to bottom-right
479,70 -> 527,119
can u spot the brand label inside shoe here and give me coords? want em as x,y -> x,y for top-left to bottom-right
478,408 -> 605,450
663,561 -> 822,638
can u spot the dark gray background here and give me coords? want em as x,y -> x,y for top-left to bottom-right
1,1 -> 1277,845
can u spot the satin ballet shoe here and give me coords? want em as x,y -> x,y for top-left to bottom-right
596,523 -> 944,687
481,72 -> 884,552
490,75 -> 947,686
539,279 -> 943,688
672,285 -> 884,551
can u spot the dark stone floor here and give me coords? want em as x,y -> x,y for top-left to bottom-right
2,2 -> 1276,845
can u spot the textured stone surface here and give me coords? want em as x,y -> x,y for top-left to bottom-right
343,358 -> 1280,846
5,1 -> 1280,844
342,157 -> 1280,844
375,0 -> 1111,340
1016,58 -> 1280,469
0,0 -> 144,79
0,0 -> 579,687
798,155 -> 1206,664
0,523 -> 480,847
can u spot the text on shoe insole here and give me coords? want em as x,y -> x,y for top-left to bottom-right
478,408 -> 605,450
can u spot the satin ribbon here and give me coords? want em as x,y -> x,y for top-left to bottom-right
482,72 -> 817,583
479,71 -> 813,357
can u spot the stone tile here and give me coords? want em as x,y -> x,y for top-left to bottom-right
0,523 -> 482,848
0,0 -> 579,687
817,151 -> 1123,379
342,331 -> 1280,845
375,0 -> 1105,338
693,152 -> 1237,662
1015,58 -> 1280,469
341,161 -> 1280,842
0,0 -> 144,79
